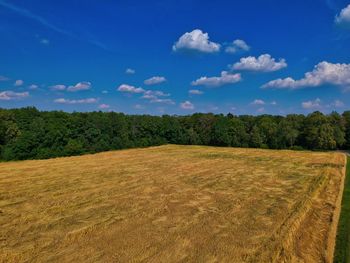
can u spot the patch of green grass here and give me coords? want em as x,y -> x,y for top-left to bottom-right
334,157 -> 350,263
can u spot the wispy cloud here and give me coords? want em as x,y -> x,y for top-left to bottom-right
0,90 -> 29,100
0,1 -> 73,36
0,0 -> 107,50
54,98 -> 98,104
144,76 -> 166,85
189,89 -> 203,95
98,104 -> 110,109
0,75 -> 9,81
251,99 -> 265,105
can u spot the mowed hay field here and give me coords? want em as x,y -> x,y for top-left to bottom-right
0,145 -> 346,263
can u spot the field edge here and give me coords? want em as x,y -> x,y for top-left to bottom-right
333,156 -> 350,263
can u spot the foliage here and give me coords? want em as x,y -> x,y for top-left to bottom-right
0,107 -> 349,160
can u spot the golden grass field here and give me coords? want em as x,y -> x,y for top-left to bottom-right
0,145 -> 346,262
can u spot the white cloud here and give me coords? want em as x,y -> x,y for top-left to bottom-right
141,89 -> 172,104
40,38 -> 49,45
149,98 -> 175,105
262,61 -> 350,89
142,90 -> 169,99
232,54 -> 287,72
302,98 -> 321,109
50,84 -> 66,91
134,104 -> 144,109
144,76 -> 167,85
335,4 -> 350,25
333,100 -> 344,108
271,101 -> 277,105
225,39 -> 250,54
191,71 -> 241,87
102,90 -> 108,94
54,98 -> 98,104
257,107 -> 265,113
98,104 -> 110,109
0,75 -> 9,81
251,99 -> 265,105
125,68 -> 135,74
28,84 -> 38,90
67,81 -> 92,92
0,91 -> 29,100
189,89 -> 203,95
180,100 -> 194,110
14,79 -> 24,86
118,84 -> 145,94
172,29 -> 221,53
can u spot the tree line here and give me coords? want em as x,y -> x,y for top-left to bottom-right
0,107 -> 349,161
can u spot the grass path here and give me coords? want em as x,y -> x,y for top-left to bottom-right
334,156 -> 350,263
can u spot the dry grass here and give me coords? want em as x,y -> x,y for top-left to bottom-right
0,145 -> 346,262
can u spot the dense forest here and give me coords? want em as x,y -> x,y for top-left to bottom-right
0,107 -> 349,161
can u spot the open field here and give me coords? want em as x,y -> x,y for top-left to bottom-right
0,145 -> 346,262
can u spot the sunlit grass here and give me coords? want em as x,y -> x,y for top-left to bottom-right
0,145 -> 346,262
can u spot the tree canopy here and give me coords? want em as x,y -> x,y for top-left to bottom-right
0,107 -> 349,161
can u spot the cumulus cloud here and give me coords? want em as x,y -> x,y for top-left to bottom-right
225,39 -> 250,54
98,104 -> 110,109
262,61 -> 350,89
0,75 -> 9,81
180,100 -> 194,110
117,84 -> 145,94
172,29 -> 221,53
191,71 -> 241,87
144,76 -> 167,85
14,79 -> 24,86
0,91 -> 29,100
302,98 -> 321,109
67,81 -> 92,92
54,98 -> 98,104
232,54 -> 287,72
189,89 -> 203,95
125,68 -> 135,74
335,4 -> 350,25
251,99 -> 265,105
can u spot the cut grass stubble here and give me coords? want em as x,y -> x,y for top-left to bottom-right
0,145 -> 346,262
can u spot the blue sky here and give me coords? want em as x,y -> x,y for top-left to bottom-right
0,0 -> 350,115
